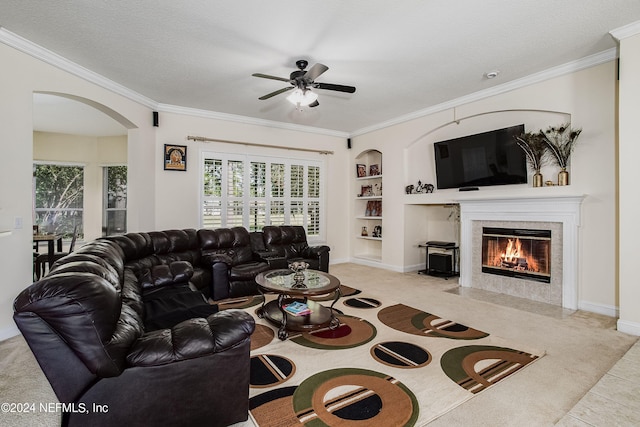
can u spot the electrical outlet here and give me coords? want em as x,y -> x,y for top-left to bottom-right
14,216 -> 23,229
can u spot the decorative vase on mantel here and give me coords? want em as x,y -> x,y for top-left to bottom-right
533,171 -> 544,188
541,124 -> 581,187
514,132 -> 549,189
558,167 -> 569,186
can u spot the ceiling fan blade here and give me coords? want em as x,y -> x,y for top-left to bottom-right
314,82 -> 356,93
258,86 -> 294,100
252,73 -> 291,83
308,100 -> 319,108
304,63 -> 329,82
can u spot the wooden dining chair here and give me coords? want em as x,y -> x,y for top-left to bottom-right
35,225 -> 79,279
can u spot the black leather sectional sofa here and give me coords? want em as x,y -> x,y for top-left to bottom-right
13,225 -> 329,426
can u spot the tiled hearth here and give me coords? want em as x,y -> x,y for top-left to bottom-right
458,196 -> 584,310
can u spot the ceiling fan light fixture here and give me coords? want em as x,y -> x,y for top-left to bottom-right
286,88 -> 318,106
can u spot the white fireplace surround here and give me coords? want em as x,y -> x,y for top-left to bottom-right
458,195 -> 585,310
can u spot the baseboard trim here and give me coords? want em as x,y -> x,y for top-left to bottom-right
0,325 -> 20,342
348,257 -> 404,272
617,319 -> 640,336
402,263 -> 424,273
578,300 -> 619,318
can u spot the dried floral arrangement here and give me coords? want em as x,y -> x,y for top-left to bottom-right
514,131 -> 549,172
541,124 -> 582,169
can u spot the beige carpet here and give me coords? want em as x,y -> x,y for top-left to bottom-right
1,263 -> 637,426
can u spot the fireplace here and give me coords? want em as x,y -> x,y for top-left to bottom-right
458,196 -> 584,309
481,227 -> 551,283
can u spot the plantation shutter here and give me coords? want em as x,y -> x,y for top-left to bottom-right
201,153 -> 325,241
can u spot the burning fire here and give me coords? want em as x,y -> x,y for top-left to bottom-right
502,238 -> 521,262
493,238 -> 540,272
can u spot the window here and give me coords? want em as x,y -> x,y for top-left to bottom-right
202,153 -> 325,240
33,163 -> 84,239
103,165 -> 127,236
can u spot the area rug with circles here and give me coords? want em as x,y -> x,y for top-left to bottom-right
219,284 -> 544,426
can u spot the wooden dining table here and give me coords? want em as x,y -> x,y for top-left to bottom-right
33,233 -> 63,271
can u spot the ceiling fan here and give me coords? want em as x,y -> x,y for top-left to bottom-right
252,60 -> 356,108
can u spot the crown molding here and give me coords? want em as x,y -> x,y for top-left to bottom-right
0,27 -> 159,109
610,20 -> 640,41
0,27 -> 348,138
158,104 -> 349,138
350,48 -> 618,137
0,26 -> 618,140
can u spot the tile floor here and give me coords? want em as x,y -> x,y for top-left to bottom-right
556,340 -> 640,426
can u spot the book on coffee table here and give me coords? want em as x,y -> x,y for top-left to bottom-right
283,301 -> 312,316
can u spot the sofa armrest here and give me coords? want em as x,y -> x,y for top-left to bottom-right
307,245 -> 330,257
126,309 -> 255,367
139,261 -> 194,290
306,245 -> 330,272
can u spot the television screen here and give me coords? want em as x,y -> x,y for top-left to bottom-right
433,124 -> 527,190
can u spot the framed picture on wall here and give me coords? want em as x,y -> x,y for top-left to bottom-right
164,144 -> 187,171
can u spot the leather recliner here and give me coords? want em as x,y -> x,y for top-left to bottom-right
14,231 -> 255,427
198,227 -> 271,301
261,225 -> 330,272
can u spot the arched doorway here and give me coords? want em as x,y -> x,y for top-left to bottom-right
32,92 -> 135,249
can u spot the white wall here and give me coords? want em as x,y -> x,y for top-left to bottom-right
351,62 -> 618,316
617,32 -> 640,335
151,112 -> 350,255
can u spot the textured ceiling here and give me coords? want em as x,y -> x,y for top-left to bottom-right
2,1 -> 640,136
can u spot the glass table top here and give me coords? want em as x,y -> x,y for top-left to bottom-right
257,269 -> 340,294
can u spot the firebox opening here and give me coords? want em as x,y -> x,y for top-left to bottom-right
481,227 -> 551,283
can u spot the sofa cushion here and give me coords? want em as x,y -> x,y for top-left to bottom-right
199,227 -> 255,265
74,240 -> 126,279
50,253 -> 121,289
126,310 -> 254,367
139,261 -> 194,290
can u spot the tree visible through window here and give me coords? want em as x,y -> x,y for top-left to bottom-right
33,164 -> 84,239
103,166 -> 127,236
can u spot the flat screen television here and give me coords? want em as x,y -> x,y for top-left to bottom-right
433,124 -> 527,190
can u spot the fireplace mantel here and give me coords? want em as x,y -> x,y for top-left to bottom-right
458,195 -> 585,310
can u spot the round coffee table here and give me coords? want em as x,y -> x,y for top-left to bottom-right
255,269 -> 341,340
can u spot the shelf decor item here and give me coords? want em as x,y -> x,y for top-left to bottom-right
356,164 -> 367,178
369,164 -> 380,176
541,123 -> 582,186
514,131 -> 549,187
